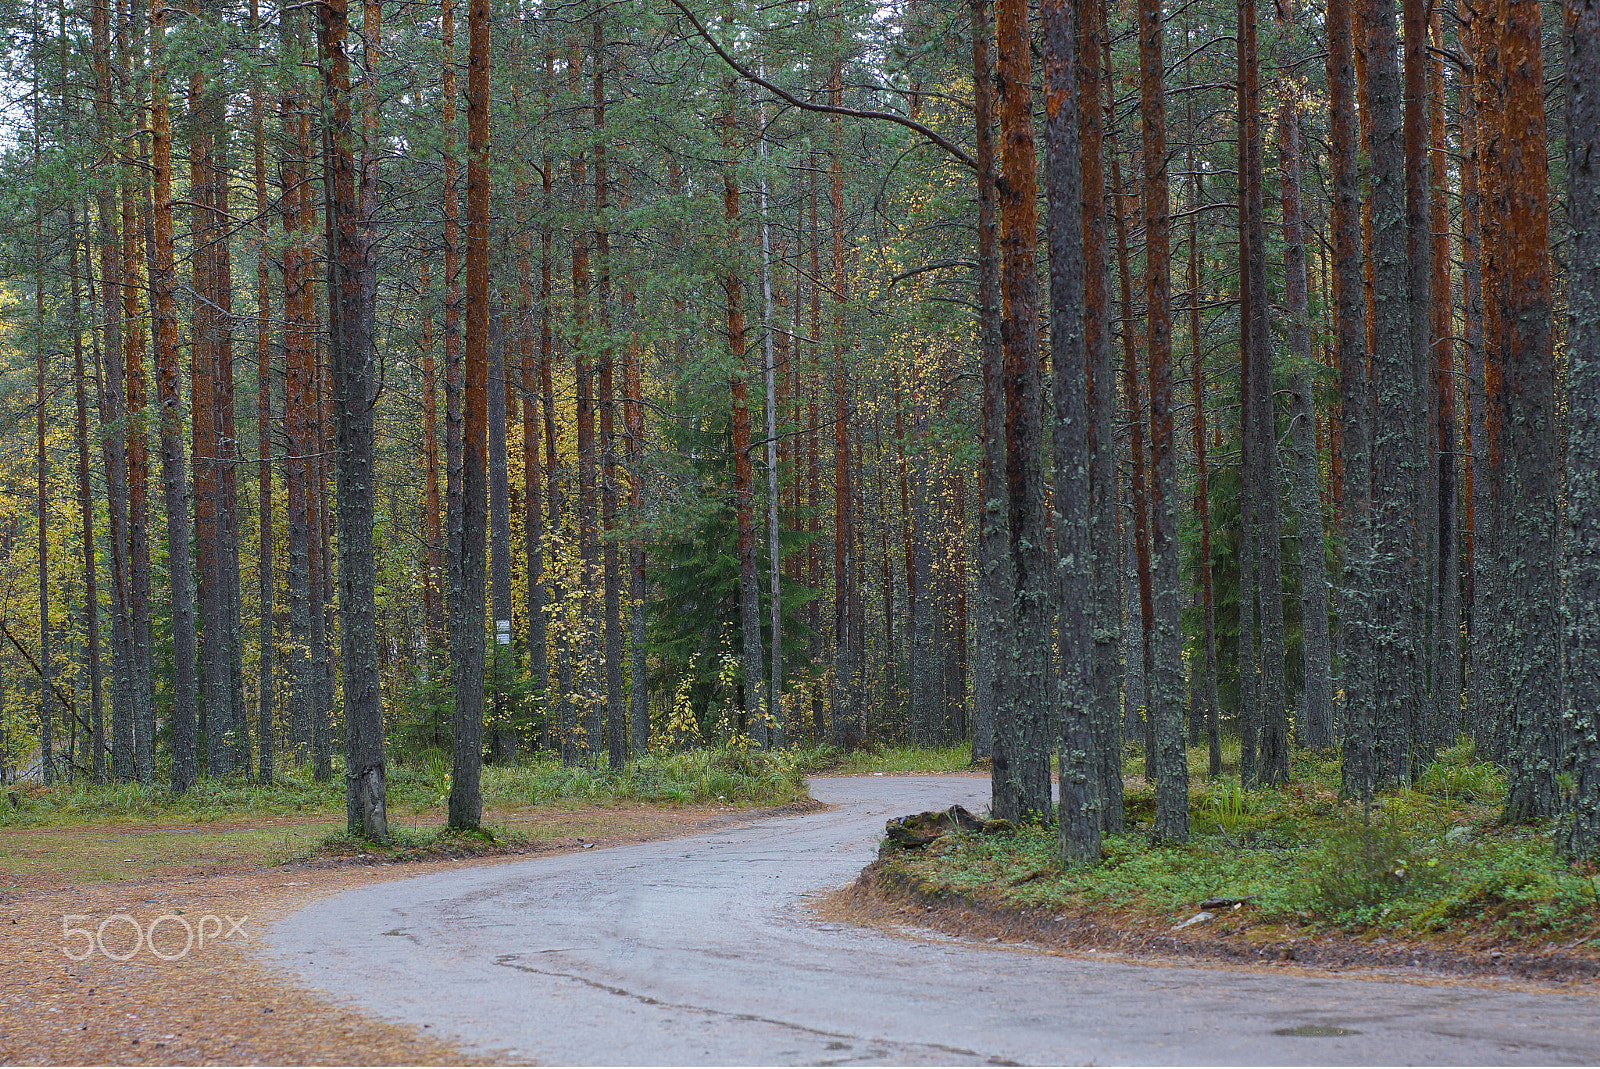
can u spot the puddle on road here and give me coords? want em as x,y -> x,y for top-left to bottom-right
1273,1025 -> 1362,1037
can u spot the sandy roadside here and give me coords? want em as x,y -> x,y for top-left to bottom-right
1,800 -> 820,1066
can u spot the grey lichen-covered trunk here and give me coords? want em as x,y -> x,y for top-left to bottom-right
448,0 -> 491,831
1330,0 -> 1375,802
1121,511 -> 1146,743
1044,0 -> 1099,860
970,0 -> 1005,766
318,0 -> 388,839
1081,0 -> 1124,831
1497,0 -> 1559,824
1277,100 -> 1334,753
1139,0 -> 1189,840
1560,0 -> 1600,859
1365,0 -> 1421,789
1240,0 -> 1289,785
910,444 -> 937,747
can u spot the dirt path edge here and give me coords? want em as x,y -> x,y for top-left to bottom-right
842,860 -> 1600,986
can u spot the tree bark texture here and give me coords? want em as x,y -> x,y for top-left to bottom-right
320,0 -> 389,840
1081,0 -> 1124,827
449,0 -> 489,830
1560,0 -> 1600,859
1365,0 -> 1422,789
1276,68 -> 1334,753
1044,0 -> 1099,860
1140,0 -> 1191,836
150,8 -> 198,793
993,0 -> 1053,824
1496,0 -> 1559,823
970,0 -> 1006,765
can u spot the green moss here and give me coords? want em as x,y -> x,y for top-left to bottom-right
886,739 -> 1600,944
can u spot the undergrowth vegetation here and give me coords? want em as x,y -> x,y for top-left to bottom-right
0,745 -> 810,827
793,741 -> 976,775
885,739 -> 1600,947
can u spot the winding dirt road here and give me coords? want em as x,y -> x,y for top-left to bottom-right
259,776 -> 1600,1065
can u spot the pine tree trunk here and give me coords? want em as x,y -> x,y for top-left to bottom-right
448,0 -> 489,829
319,0 -> 389,839
969,0 -> 1006,765
756,84 -> 784,746
515,150 -> 545,743
1109,142 -> 1154,748
1497,0 -> 1558,823
624,326 -> 648,755
595,25 -> 627,764
1472,3 -> 1508,762
70,215 -> 105,781
488,316 -> 516,762
1275,73 -> 1334,752
1081,0 -> 1124,826
189,14 -> 224,776
122,0 -> 157,785
992,0 -> 1053,823
541,52 -> 570,759
91,0 -> 133,783
1404,0 -> 1437,767
829,59 -> 858,751
151,8 -> 198,791
1241,0 -> 1290,785
570,37 -> 601,758
421,255 -> 443,652
1139,0 -> 1191,834
443,0 -> 467,764
1334,0 -> 1376,802
1367,0 -> 1422,788
1430,8 -> 1461,753
1189,174 -> 1222,778
282,9 -> 314,765
1044,0 -> 1098,858
250,10 -> 274,782
1460,33 -> 1484,742
1559,0 -> 1600,860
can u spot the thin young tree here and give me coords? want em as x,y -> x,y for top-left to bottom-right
1140,0 -> 1191,833
969,0 -> 1006,765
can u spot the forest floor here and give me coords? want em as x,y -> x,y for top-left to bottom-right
0,795 -> 823,1065
858,742 -> 1600,987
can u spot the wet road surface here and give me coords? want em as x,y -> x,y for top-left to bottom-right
259,775 -> 1600,1065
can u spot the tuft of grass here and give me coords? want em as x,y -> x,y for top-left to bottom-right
298,823 -> 533,863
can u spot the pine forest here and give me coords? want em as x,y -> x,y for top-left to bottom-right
2,0 -> 1599,864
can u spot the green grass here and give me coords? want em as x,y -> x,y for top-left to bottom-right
0,745 -> 810,829
883,738 -> 1600,947
794,741 -> 977,775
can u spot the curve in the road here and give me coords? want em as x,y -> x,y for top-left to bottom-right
258,775 -> 1600,1066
